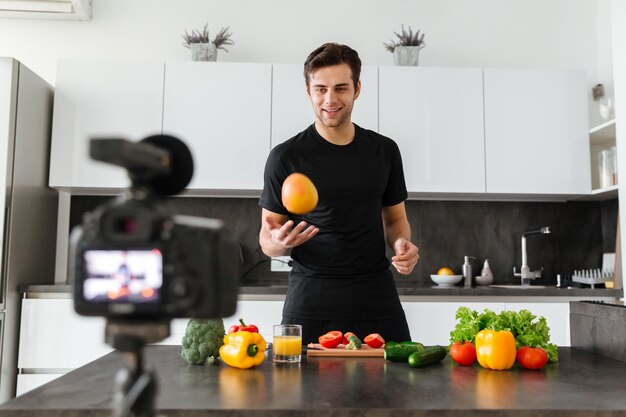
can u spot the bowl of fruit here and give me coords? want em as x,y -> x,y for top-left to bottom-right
430,267 -> 463,287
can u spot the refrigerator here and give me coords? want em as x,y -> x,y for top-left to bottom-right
0,58 -> 58,402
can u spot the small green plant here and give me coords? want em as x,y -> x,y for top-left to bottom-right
383,25 -> 426,53
182,24 -> 235,52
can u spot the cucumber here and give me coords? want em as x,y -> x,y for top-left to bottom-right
407,345 -> 447,368
384,342 -> 425,362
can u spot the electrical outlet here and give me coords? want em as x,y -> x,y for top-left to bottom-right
271,256 -> 292,272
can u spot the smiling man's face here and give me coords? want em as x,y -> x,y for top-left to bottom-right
306,63 -> 361,130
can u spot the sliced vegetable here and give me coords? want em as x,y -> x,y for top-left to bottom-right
227,318 -> 259,334
408,345 -> 447,368
342,332 -> 357,345
319,331 -> 342,348
345,335 -> 362,350
475,329 -> 516,370
516,346 -> 548,370
364,333 -> 385,349
450,341 -> 477,366
384,341 -> 425,362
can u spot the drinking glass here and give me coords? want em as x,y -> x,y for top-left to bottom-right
273,324 -> 302,363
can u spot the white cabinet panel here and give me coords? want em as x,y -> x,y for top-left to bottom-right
49,60 -> 165,190
16,374 -> 63,397
379,67 -> 485,193
402,302 -> 505,345
271,64 -> 378,148
505,302 -> 570,347
484,69 -> 590,194
223,300 -> 284,342
18,299 -> 112,369
163,62 -> 271,191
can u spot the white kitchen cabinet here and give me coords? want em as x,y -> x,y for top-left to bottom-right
402,301 -> 569,347
49,60 -> 165,191
18,299 -> 112,370
16,374 -> 63,397
224,300 -> 284,342
483,69 -> 590,195
379,67 -> 485,194
17,297 -> 283,394
271,64 -> 378,148
163,62 -> 271,192
402,302 -> 505,345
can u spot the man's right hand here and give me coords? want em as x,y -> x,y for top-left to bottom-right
259,209 -> 319,257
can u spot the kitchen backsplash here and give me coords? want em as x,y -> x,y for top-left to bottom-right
70,197 -> 618,287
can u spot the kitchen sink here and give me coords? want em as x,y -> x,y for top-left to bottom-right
489,285 -> 551,289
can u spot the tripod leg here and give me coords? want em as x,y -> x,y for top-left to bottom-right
112,363 -> 157,417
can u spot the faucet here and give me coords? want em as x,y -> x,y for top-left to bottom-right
513,227 -> 551,286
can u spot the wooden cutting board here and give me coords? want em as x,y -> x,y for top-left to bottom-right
306,343 -> 384,357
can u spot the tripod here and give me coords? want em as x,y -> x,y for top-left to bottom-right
106,320 -> 170,417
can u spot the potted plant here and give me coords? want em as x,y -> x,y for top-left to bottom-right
383,25 -> 426,66
182,24 -> 234,62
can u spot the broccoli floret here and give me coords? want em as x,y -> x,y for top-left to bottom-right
345,335 -> 362,350
180,318 -> 225,365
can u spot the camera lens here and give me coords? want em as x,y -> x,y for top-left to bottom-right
114,217 -> 138,235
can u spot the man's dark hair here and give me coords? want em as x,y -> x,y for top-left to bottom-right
303,43 -> 362,90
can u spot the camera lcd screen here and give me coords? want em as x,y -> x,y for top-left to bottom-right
83,249 -> 163,304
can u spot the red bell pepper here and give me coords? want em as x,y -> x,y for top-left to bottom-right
516,346 -> 548,370
450,341 -> 477,366
227,318 -> 259,334
364,333 -> 385,348
319,331 -> 342,348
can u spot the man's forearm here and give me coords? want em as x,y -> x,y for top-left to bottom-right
384,218 -> 411,249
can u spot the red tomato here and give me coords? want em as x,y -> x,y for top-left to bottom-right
516,346 -> 548,370
319,331 -> 342,348
364,333 -> 385,348
450,341 -> 477,366
342,332 -> 356,345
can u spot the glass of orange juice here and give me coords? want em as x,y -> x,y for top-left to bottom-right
273,324 -> 302,363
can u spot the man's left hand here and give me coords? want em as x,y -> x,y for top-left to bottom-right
391,238 -> 419,275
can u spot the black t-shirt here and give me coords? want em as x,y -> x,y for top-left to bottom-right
259,124 -> 408,320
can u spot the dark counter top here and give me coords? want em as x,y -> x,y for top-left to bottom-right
3,345 -> 626,416
23,283 -> 623,299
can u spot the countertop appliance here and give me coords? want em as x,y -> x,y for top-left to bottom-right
0,58 -> 57,403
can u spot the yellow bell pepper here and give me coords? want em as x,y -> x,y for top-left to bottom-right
475,329 -> 516,370
219,331 -> 267,369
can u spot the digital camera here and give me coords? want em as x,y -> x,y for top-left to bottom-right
70,135 -> 238,320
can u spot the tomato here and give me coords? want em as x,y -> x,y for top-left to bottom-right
318,331 -> 342,348
281,173 -> 318,215
450,341 -> 477,366
516,346 -> 548,370
342,332 -> 356,345
364,333 -> 385,348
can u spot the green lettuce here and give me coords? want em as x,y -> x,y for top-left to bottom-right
449,306 -> 558,362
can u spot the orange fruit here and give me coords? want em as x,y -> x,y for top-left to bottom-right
437,267 -> 454,275
281,173 -> 318,215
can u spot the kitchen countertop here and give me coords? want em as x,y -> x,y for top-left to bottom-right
24,283 -> 623,299
2,345 -> 626,416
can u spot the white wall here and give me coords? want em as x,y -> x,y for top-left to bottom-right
0,1 -> 603,75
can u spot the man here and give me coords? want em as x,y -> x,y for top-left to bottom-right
259,43 -> 419,344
